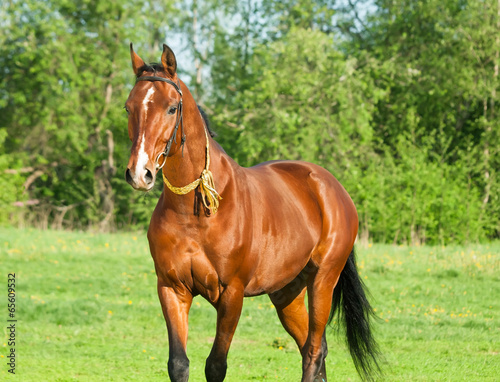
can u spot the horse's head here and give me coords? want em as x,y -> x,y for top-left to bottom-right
124,43 -> 183,191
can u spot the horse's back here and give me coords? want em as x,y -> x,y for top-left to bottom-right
245,160 -> 357,240
245,160 -> 356,219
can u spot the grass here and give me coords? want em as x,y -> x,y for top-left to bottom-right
0,227 -> 498,381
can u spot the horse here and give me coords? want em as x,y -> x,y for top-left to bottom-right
124,43 -> 380,382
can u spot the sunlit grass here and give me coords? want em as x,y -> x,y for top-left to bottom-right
0,228 -> 498,381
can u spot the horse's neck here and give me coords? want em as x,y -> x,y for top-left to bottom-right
159,99 -> 231,214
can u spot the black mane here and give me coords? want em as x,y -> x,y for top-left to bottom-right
136,63 -> 165,77
198,106 -> 216,138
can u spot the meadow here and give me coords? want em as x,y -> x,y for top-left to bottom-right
0,227 -> 498,381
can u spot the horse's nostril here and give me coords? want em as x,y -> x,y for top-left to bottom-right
125,169 -> 133,184
145,168 -> 154,185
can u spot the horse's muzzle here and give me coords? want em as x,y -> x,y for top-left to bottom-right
125,167 -> 155,191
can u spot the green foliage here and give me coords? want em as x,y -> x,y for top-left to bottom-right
220,28 -> 382,169
0,0 -> 171,230
0,129 -> 25,224
355,131 -> 486,244
361,0 -> 500,242
0,0 -> 498,242
209,0 -> 499,244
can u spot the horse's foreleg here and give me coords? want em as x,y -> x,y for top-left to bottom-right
205,284 -> 244,382
157,280 -> 193,382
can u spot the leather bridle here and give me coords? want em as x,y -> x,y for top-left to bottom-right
134,74 -> 222,214
135,75 -> 186,169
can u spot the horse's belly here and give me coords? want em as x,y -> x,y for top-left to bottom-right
243,224 -> 318,296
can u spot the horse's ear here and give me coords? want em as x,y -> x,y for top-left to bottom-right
161,44 -> 177,77
130,43 -> 145,76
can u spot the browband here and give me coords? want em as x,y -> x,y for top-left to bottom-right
136,76 -> 182,96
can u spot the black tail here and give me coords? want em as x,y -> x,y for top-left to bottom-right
330,248 -> 381,381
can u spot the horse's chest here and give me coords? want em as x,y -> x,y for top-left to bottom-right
149,233 -> 222,303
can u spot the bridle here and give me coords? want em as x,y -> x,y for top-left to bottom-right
134,74 -> 222,215
135,75 -> 185,169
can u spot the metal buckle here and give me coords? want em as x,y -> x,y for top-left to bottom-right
155,151 -> 167,170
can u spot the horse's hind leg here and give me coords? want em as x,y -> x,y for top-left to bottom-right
269,287 -> 309,351
302,264 -> 344,382
269,273 -> 329,381
319,332 -> 328,381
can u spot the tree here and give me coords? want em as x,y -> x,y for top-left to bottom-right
0,0 -> 177,229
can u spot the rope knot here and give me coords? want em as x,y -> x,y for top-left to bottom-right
199,169 -> 222,215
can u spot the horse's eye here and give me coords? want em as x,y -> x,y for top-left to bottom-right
167,106 -> 177,115
124,106 -> 130,115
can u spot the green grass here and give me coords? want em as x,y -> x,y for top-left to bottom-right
0,227 -> 499,381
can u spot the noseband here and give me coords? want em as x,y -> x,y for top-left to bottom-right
136,76 -> 185,169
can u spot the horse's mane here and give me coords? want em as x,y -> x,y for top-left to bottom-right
136,63 -> 216,138
136,63 -> 165,77
197,106 -> 216,138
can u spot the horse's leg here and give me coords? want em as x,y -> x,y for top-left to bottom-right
302,268 -> 340,382
319,332 -> 328,381
157,280 -> 193,382
205,284 -> 244,382
269,274 -> 329,382
269,285 -> 308,351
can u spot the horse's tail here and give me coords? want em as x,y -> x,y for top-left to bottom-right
329,247 -> 381,381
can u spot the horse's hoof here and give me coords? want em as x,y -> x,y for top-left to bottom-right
313,373 -> 327,382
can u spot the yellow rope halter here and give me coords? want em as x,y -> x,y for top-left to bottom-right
162,124 -> 222,215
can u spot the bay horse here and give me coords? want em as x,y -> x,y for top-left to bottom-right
124,43 -> 380,382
